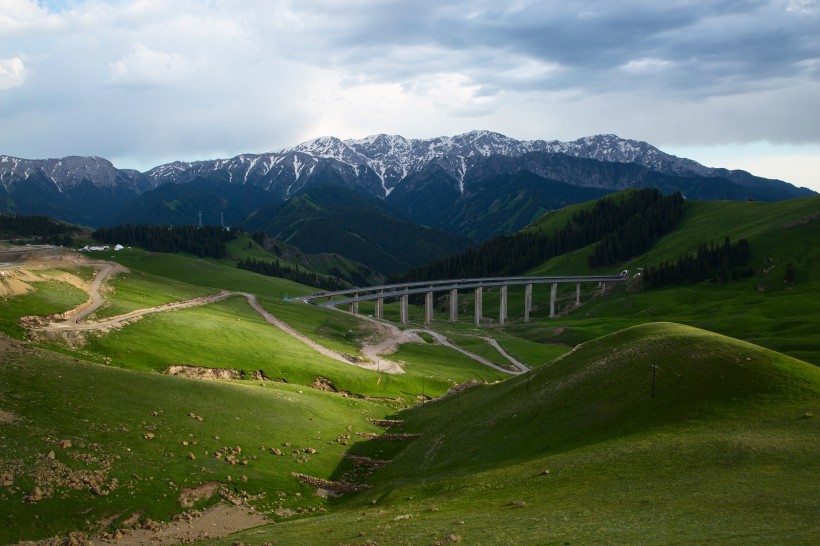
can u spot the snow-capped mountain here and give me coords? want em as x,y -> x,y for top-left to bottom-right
0,155 -> 149,192
142,131 -> 789,200
1,131 -> 814,230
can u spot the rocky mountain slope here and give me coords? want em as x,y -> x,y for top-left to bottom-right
1,132 -> 814,232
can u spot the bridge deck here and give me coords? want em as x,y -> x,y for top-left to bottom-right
302,274 -> 626,307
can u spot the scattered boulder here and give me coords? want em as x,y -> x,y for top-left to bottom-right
141,517 -> 161,532
89,485 -> 108,496
24,486 -> 50,503
58,440 -> 72,449
143,432 -> 155,440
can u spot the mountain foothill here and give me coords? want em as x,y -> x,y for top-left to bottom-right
0,131 -> 814,277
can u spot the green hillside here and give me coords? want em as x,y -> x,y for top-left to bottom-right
0,334 -> 391,544
222,323 -> 820,544
524,195 -> 820,365
0,248 -> 512,543
1,190 -> 817,544
244,185 -> 472,275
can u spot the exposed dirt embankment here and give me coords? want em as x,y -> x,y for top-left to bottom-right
165,365 -> 269,381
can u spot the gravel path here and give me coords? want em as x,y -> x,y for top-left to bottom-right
353,313 -> 526,376
26,255 -> 524,377
29,262 -> 406,374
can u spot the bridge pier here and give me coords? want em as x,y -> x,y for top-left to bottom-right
499,285 -> 508,325
524,283 -> 532,322
400,294 -> 409,324
474,286 -> 483,326
307,274 -> 627,327
375,290 -> 384,319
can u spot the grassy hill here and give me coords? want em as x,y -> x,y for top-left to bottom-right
221,322 -> 820,544
522,195 -> 820,366
0,248 -> 514,543
1,190 -> 817,544
0,334 -> 391,544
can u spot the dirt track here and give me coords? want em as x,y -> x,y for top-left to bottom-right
21,253 -> 406,374
354,313 -> 526,375
17,249 -> 525,376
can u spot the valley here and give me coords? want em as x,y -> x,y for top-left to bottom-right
0,190 -> 818,545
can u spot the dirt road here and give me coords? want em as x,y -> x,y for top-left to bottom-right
24,257 -> 406,374
19,251 -> 523,376
354,313 -> 526,375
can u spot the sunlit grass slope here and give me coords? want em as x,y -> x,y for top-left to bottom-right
2,252 -> 510,400
229,322 -> 820,545
0,336 -> 391,544
82,295 -> 507,398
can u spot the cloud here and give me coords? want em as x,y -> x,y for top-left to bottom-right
0,0 -> 64,35
0,0 -> 818,187
108,43 -> 203,86
0,57 -> 27,90
785,0 -> 818,13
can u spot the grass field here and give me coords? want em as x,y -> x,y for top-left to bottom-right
219,323 -> 820,545
1,194 -> 817,544
0,335 -> 392,544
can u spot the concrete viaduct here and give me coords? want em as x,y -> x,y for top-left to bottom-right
300,273 -> 628,326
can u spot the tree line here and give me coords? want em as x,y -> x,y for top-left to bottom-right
1,214 -> 78,246
0,214 -> 78,236
587,191 -> 685,267
93,224 -> 237,259
237,257 -> 346,291
392,189 -> 685,282
642,237 -> 753,288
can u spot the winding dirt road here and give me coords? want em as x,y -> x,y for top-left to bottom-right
354,313 -> 526,375
27,255 -> 526,377
29,260 -> 407,374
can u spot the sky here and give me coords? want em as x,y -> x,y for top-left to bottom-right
1,0 -> 819,191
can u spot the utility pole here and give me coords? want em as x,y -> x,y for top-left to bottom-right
651,364 -> 658,397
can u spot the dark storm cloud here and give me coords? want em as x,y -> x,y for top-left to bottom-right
291,0 -> 819,96
1,0 -> 819,182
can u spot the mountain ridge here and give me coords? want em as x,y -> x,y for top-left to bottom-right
3,132 -> 813,197
1,132 -> 814,231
